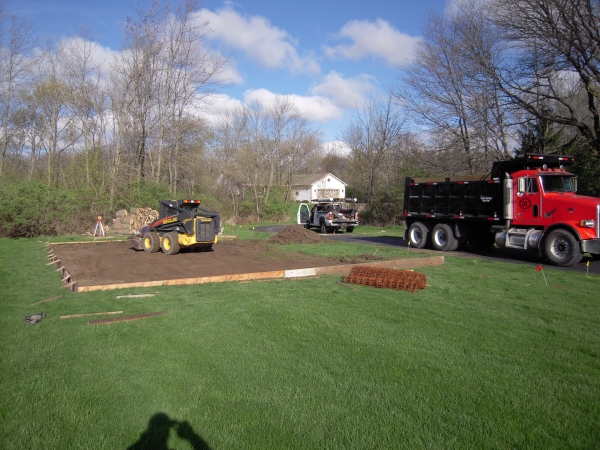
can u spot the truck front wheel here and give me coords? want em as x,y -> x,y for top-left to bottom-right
544,229 -> 583,266
408,222 -> 430,249
432,223 -> 459,252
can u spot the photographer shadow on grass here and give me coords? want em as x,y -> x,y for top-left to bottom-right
127,412 -> 211,450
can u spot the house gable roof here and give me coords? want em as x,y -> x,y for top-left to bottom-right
291,173 -> 347,187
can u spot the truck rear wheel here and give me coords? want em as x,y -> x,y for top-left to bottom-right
346,227 -> 354,233
320,221 -> 328,234
408,222 -> 430,249
432,223 -> 459,251
143,232 -> 160,253
162,232 -> 181,255
544,229 -> 583,266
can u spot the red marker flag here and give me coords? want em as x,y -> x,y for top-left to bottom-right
536,264 -> 548,285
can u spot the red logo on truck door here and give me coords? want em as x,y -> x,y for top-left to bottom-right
519,198 -> 532,209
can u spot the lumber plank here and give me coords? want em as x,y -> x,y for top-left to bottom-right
30,295 -> 63,306
88,311 -> 168,325
61,311 -> 123,319
49,239 -> 120,245
115,294 -> 155,299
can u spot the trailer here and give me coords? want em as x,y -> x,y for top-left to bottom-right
403,154 -> 600,266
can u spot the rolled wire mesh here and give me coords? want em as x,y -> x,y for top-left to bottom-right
344,265 -> 427,292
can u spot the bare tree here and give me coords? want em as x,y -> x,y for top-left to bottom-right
60,30 -> 106,187
397,1 -> 517,175
160,0 -> 227,193
0,7 -> 37,177
343,95 -> 406,205
491,0 -> 600,152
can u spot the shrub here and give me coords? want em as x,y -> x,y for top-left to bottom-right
0,180 -> 80,237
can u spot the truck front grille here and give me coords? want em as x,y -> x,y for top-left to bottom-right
196,218 -> 216,242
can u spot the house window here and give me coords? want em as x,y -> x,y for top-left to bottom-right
295,191 -> 299,196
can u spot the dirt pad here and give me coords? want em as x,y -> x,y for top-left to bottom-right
268,225 -> 321,244
50,239 -> 351,287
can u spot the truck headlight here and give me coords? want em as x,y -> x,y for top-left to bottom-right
580,219 -> 595,228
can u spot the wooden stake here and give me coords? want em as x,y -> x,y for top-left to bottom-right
61,311 -> 123,319
46,260 -> 60,265
337,281 -> 355,290
115,294 -> 155,299
30,295 -> 63,306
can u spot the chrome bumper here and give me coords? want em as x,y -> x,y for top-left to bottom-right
581,238 -> 600,255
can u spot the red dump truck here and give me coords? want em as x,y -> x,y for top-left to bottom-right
403,153 -> 600,266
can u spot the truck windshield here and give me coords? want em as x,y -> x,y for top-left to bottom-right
540,175 -> 577,193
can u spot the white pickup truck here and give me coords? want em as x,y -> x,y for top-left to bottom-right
297,198 -> 359,234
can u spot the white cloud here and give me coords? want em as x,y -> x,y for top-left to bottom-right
324,19 -> 420,67
311,71 -> 377,109
321,140 -> 352,156
243,88 -> 342,123
198,93 -> 246,125
215,57 -> 244,85
199,6 -> 320,75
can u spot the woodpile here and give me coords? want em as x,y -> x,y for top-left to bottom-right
110,207 -> 159,235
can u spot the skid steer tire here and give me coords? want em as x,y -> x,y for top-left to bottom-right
143,232 -> 161,253
162,232 -> 181,255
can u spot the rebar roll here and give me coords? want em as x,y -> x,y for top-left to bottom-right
344,265 -> 427,292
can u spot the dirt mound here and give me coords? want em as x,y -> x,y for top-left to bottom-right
268,225 -> 321,244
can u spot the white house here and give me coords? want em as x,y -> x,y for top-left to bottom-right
291,173 -> 347,201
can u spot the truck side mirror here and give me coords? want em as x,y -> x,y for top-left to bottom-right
518,177 -> 526,193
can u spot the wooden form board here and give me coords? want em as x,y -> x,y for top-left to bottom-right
76,256 -> 444,292
88,311 -> 168,325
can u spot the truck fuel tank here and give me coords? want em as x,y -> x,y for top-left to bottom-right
495,228 -> 544,250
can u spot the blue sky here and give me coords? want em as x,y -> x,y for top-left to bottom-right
5,0 -> 448,145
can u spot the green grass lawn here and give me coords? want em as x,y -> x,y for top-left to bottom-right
1,237 -> 599,449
